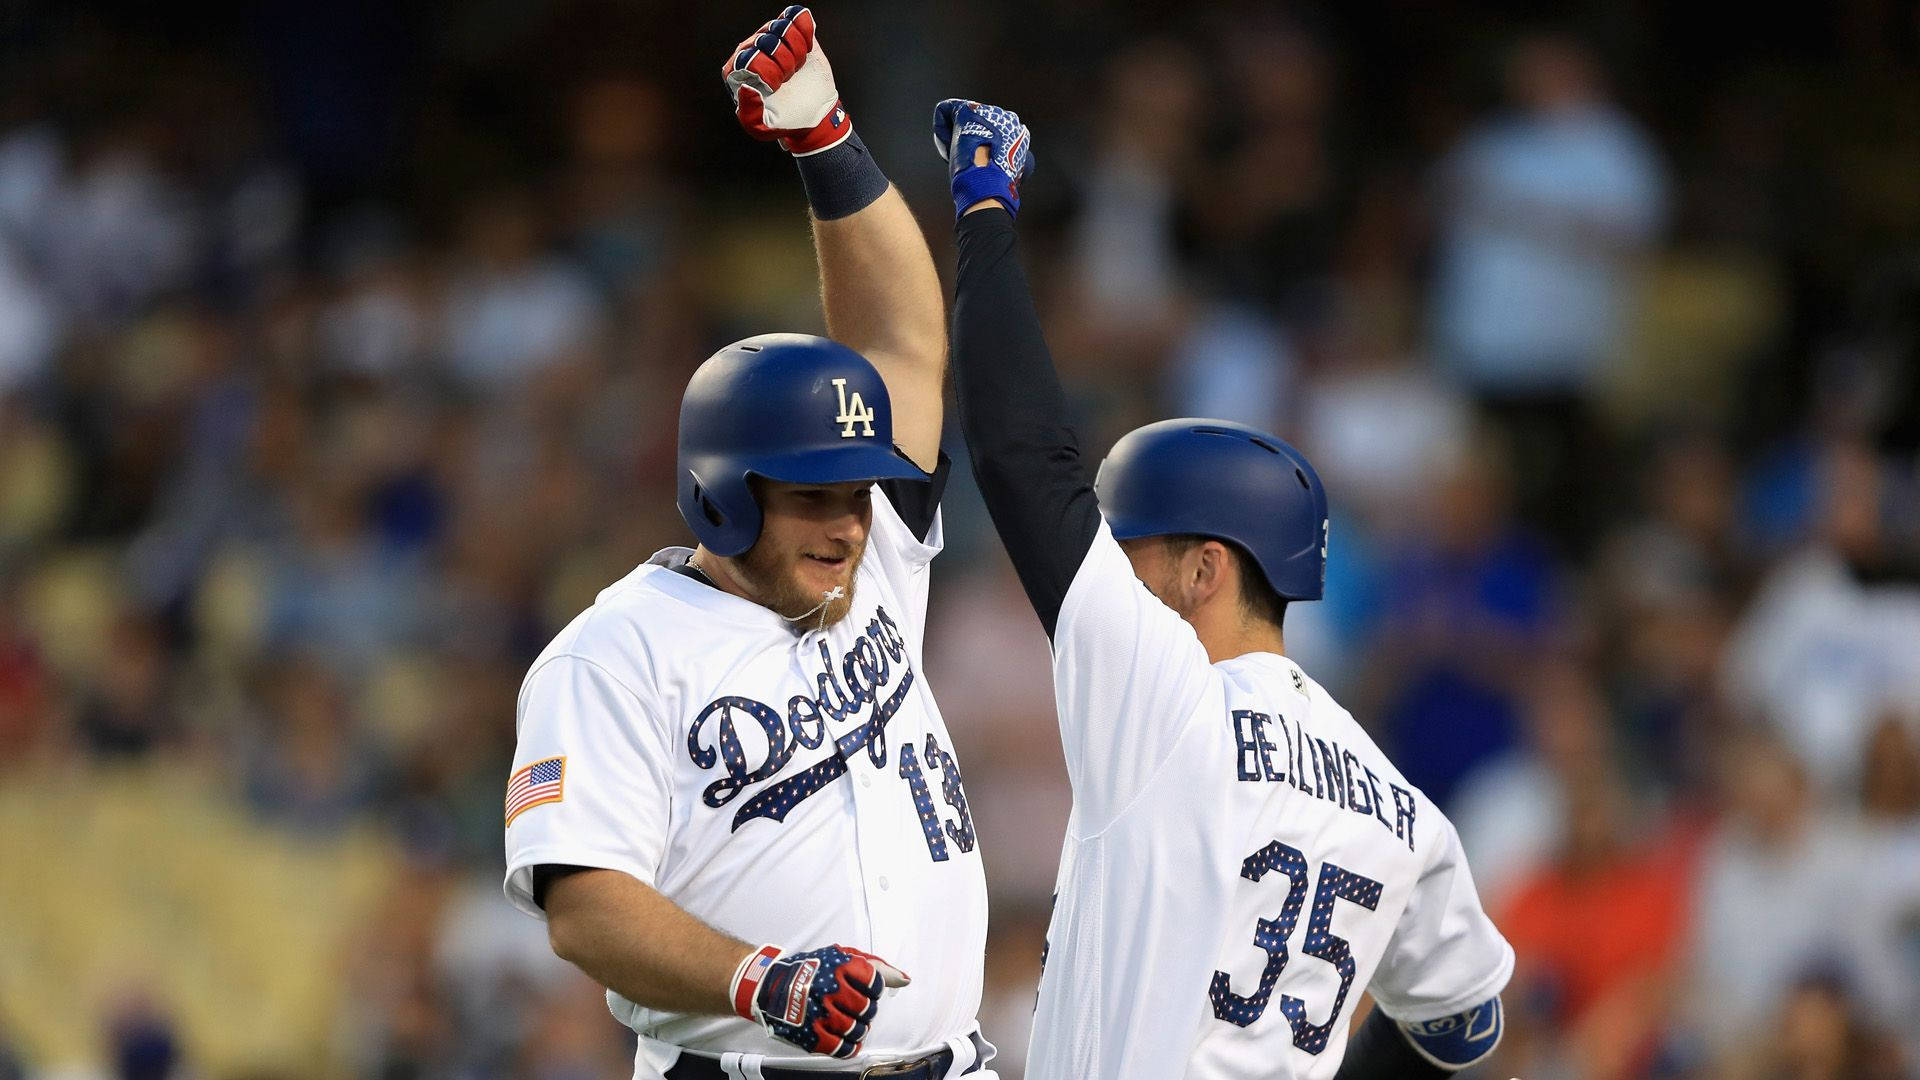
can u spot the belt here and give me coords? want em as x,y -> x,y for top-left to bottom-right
663,1031 -> 988,1080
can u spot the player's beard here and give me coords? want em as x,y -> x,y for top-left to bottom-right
733,536 -> 864,629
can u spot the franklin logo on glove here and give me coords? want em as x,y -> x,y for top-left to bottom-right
730,944 -> 912,1060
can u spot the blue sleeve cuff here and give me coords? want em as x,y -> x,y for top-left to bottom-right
951,165 -> 1016,220
1399,997 -> 1503,1071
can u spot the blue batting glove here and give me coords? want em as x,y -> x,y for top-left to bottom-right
933,98 -> 1033,220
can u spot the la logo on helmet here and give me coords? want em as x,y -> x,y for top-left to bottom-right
832,378 -> 876,438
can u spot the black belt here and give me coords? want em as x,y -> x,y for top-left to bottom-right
663,1031 -> 988,1080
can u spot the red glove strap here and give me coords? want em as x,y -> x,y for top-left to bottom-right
780,101 -> 850,156
730,944 -> 783,1020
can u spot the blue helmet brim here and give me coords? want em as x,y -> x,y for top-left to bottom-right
748,444 -> 930,487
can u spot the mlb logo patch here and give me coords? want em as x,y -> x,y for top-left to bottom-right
505,756 -> 566,826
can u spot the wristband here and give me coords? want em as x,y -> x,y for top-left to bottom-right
951,164 -> 1017,220
795,130 -> 891,221
730,944 -> 782,1019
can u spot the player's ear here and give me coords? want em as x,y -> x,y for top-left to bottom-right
1189,541 -> 1232,608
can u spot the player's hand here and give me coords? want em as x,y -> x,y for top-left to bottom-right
933,98 -> 1033,220
722,6 -> 852,156
730,943 -> 911,1059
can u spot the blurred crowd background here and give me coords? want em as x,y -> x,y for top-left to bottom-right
0,1 -> 1917,1078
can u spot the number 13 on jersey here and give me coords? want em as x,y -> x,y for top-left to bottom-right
1210,839 -> 1383,1055
899,732 -> 975,861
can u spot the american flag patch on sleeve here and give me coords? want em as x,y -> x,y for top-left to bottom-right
505,756 -> 566,826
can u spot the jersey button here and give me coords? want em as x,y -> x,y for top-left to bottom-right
859,773 -> 872,789
877,875 -> 890,891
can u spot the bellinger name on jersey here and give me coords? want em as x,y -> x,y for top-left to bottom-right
1230,708 -> 1419,853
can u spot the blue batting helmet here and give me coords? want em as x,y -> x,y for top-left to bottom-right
1094,419 -> 1329,601
676,333 -> 926,557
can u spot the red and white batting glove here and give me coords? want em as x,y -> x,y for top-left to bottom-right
730,943 -> 911,1059
722,6 -> 852,156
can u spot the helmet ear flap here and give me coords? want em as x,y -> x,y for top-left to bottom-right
678,466 -> 764,557
694,485 -> 726,528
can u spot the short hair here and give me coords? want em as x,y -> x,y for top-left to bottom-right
1163,534 -> 1289,631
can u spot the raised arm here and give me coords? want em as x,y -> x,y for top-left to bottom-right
936,100 -> 1102,636
940,101 -> 1220,829
724,6 -> 945,470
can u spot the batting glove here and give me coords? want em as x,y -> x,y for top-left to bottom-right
933,98 -> 1033,220
723,6 -> 852,156
730,943 -> 911,1059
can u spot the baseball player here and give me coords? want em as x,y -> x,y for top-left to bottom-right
936,99 -> 1514,1079
500,11 -> 994,1079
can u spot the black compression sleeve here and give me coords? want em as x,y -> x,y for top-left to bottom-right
877,452 -> 950,542
1333,1008 -> 1452,1080
952,208 -> 1102,638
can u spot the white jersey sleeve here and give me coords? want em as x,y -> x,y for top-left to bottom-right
1051,520 -> 1215,831
863,484 -> 943,648
503,652 -> 676,918
1367,811 -> 1516,1021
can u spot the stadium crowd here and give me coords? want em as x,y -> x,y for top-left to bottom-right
0,2 -> 1916,1079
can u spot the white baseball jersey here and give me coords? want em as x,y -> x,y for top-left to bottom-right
503,491 -> 993,1079
1026,522 -> 1514,1080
